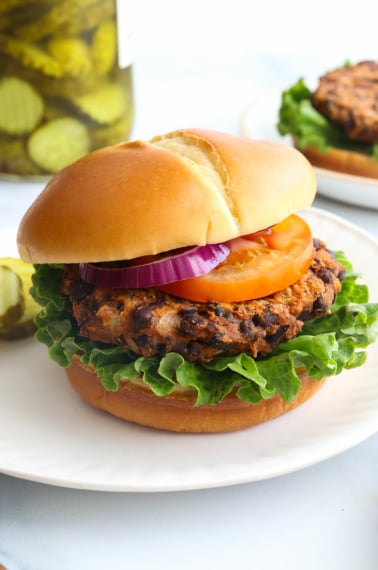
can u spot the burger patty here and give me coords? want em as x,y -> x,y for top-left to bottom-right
62,239 -> 345,363
311,60 -> 378,143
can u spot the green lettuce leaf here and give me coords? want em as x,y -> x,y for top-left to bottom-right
276,78 -> 378,161
30,252 -> 378,406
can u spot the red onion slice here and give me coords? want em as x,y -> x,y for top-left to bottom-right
79,242 -> 231,289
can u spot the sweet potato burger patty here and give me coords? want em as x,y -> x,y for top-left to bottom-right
311,60 -> 378,143
62,239 -> 345,363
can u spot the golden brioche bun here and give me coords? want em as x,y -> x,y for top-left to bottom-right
17,128 -> 316,264
66,356 -> 326,433
295,141 -> 378,179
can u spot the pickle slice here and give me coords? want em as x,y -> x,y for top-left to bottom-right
27,116 -> 90,173
0,134 -> 42,175
0,33 -> 63,77
15,0 -> 103,42
0,257 -> 38,306
72,82 -> 127,125
90,115 -> 132,150
0,76 -> 44,135
91,20 -> 116,75
0,317 -> 37,340
0,265 -> 24,332
0,257 -> 39,340
56,0 -> 115,36
47,36 -> 93,78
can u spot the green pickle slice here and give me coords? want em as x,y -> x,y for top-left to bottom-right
0,76 -> 44,135
72,82 -> 127,125
47,36 -> 93,78
0,265 -> 24,333
0,258 -> 40,340
0,134 -> 42,175
27,117 -> 90,173
90,116 -> 131,149
91,20 -> 117,75
0,33 -> 63,77
14,0 -> 103,43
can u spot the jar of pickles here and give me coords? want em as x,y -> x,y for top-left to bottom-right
0,0 -> 134,178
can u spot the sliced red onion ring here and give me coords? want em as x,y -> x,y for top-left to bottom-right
79,242 -> 231,289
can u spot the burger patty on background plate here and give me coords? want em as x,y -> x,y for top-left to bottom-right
311,60 -> 378,143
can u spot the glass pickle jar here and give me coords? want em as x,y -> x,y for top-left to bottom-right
0,0 -> 134,178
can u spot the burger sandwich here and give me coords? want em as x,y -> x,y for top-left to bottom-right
277,60 -> 378,179
17,128 -> 378,432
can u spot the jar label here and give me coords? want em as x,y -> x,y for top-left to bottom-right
116,0 -> 136,69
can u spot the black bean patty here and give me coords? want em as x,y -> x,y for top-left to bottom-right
62,239 -> 345,363
311,60 -> 378,143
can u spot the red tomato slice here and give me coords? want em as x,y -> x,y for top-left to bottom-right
158,214 -> 314,302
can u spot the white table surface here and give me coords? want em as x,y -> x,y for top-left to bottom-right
1,42 -> 378,570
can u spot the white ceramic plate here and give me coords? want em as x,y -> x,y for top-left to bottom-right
240,89 -> 378,210
0,210 -> 377,492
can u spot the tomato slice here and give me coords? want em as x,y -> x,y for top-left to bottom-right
158,214 -> 314,302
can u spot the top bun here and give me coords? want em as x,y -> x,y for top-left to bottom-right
17,128 -> 316,263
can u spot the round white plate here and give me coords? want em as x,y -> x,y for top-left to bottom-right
240,89 -> 378,210
0,210 -> 377,492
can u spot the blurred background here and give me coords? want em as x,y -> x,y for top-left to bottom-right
1,0 -> 376,221
131,0 -> 377,138
1,0 -> 376,178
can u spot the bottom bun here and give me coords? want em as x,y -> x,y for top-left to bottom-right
297,143 -> 378,179
65,356 -> 326,433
